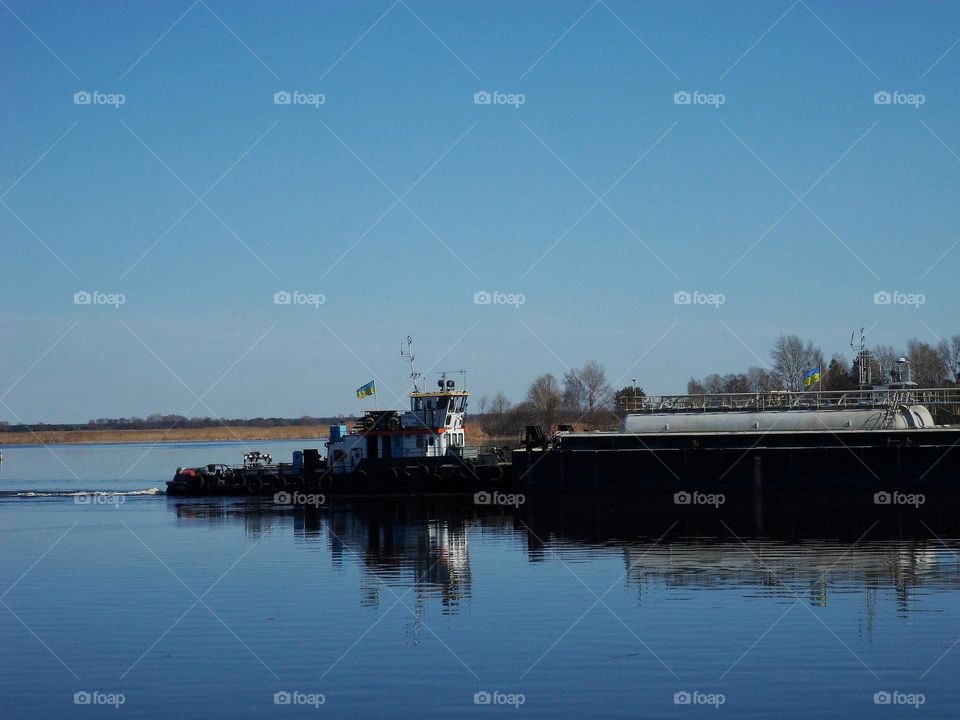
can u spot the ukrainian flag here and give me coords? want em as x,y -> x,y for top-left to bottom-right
356,380 -> 376,399
803,366 -> 821,387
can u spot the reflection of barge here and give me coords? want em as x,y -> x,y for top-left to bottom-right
514,382 -> 960,492
167,339 -> 510,497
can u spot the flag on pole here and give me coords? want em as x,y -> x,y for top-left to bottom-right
803,366 -> 821,387
356,380 -> 376,399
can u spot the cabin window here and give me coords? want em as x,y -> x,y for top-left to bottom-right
414,398 -> 423,411
428,437 -> 435,446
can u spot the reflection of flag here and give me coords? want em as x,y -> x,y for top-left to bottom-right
356,381 -> 376,399
804,366 -> 821,387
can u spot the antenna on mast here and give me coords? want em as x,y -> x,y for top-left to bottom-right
401,336 -> 422,393
850,327 -> 871,389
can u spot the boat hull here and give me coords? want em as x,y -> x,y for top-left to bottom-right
166,458 -> 512,497
513,427 -> 960,493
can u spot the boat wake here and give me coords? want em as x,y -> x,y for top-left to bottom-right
0,488 -> 164,498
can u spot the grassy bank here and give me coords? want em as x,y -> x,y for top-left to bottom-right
0,425 -> 516,447
0,425 -> 333,446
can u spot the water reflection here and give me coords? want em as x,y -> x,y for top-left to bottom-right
168,492 -> 960,624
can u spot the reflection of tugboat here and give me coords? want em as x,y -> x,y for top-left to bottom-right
167,338 -> 510,496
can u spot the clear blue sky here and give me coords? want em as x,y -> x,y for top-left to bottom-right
1,0 -> 958,422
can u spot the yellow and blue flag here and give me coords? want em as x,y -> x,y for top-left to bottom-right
803,366 -> 821,387
356,380 -> 376,399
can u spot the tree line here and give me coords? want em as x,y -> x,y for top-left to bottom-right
477,360 -> 629,437
687,334 -> 960,394
476,333 -> 960,437
0,414 -> 354,434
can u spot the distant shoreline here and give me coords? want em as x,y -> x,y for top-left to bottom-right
0,425 -> 333,446
0,425 -> 508,447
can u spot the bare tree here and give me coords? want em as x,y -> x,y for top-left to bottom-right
526,374 -> 563,429
577,360 -> 611,420
722,373 -> 751,393
746,366 -> 776,392
907,339 -> 949,387
687,377 -> 706,394
562,369 -> 586,415
937,335 -> 960,384
770,335 -> 821,391
872,344 -> 904,383
480,392 -> 513,436
703,373 -> 725,394
490,392 -> 511,417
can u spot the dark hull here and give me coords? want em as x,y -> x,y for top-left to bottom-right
513,428 -> 960,493
166,458 -> 512,497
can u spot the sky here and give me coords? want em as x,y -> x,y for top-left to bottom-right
1,0 -> 958,423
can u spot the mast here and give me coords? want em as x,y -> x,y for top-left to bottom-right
401,336 -> 423,393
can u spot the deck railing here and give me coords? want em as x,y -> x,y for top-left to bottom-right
618,387 -> 960,416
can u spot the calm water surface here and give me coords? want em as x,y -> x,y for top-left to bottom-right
1,442 -> 959,718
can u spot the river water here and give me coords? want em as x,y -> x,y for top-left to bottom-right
1,441 -> 958,718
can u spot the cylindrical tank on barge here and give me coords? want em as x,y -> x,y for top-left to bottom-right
619,405 -> 936,434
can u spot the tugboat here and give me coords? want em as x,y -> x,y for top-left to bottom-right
166,338 -> 510,497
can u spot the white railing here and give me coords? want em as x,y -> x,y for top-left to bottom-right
618,387 -> 960,414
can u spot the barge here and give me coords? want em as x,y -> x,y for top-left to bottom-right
167,339 -> 510,497
514,381 -> 960,493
